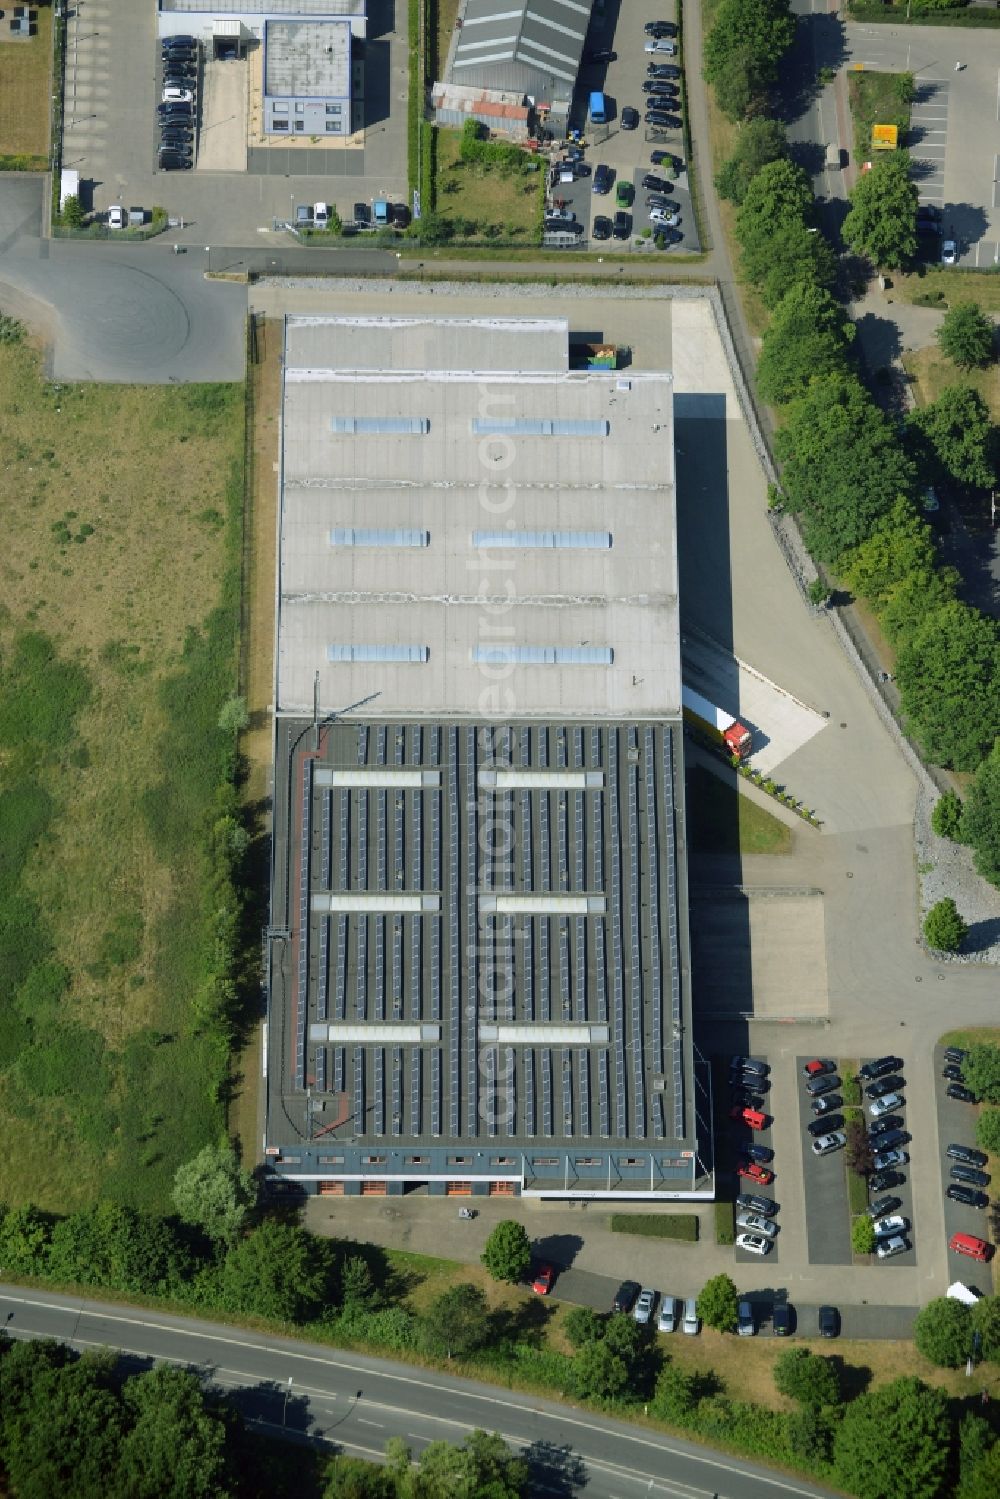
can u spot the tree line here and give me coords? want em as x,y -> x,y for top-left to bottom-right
706,4 -> 1000,904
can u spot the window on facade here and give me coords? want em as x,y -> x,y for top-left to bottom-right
325,122 -> 337,131
318,1155 -> 344,1165
294,120 -> 304,132
272,119 -> 288,131
576,1157 -> 601,1167
448,1155 -> 470,1165
532,1157 -> 558,1167
406,1155 -> 428,1165
295,102 -> 305,114
273,101 -> 288,114
362,1154 -> 386,1165
491,1156 -> 515,1166
326,104 -> 341,115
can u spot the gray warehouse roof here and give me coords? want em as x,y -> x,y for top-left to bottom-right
265,19 -> 351,98
277,314 -> 680,723
161,0 -> 362,13
447,0 -> 594,99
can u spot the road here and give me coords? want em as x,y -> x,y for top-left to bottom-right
0,1282 -> 839,1499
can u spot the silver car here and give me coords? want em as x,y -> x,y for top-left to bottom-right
736,1212 -> 778,1239
657,1296 -> 680,1333
633,1287 -> 657,1324
812,1130 -> 846,1156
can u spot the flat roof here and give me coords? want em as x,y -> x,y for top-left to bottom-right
265,19 -> 351,98
162,0 -> 362,13
277,314 -> 679,723
268,717 -> 695,1159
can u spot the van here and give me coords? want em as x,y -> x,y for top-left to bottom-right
589,90 -> 607,125
314,202 -> 329,228
682,1297 -> 700,1335
950,1232 -> 992,1262
825,142 -> 841,171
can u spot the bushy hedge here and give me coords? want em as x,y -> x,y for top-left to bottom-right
609,1214 -> 698,1241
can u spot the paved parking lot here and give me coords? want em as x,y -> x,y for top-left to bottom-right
935,1045 -> 995,1289
846,20 -> 1000,265
798,1062 -> 852,1265
567,1 -> 697,252
61,0 -> 407,244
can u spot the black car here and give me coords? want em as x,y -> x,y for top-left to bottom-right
353,202 -> 371,226
592,214 -> 612,240
870,1114 -> 904,1137
772,1303 -> 794,1336
811,1093 -> 843,1116
947,1184 -> 989,1209
867,1194 -> 902,1220
391,203 -> 411,228
162,33 -> 196,47
648,64 -> 682,79
158,101 -> 193,116
948,1144 -> 988,1167
650,150 -> 682,170
584,47 -> 616,64
736,1193 -> 777,1216
944,1046 -> 968,1065
645,20 -> 678,36
612,210 -> 631,238
593,163 -> 613,195
866,1075 -> 904,1100
543,217 -> 583,234
951,1164 -> 990,1187
654,226 -> 684,244
744,1142 -> 775,1164
872,1128 -> 910,1151
646,95 -> 680,112
807,1073 -> 841,1098
807,1113 -> 844,1136
645,111 -> 681,128
731,1067 -> 770,1090
943,1066 -> 966,1083
818,1306 -> 839,1338
642,173 -> 673,193
157,150 -> 193,170
867,1170 -> 905,1194
158,142 -> 192,160
948,1084 -> 976,1103
620,107 -> 639,131
159,131 -> 193,147
162,76 -> 195,92
612,1280 -> 641,1314
730,1089 -> 765,1112
642,80 -> 679,94
859,1055 -> 903,1083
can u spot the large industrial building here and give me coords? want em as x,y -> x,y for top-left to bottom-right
440,0 -> 595,128
263,311 -> 711,1200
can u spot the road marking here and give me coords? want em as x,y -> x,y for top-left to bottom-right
356,1418 -> 383,1428
0,1292 -> 831,1498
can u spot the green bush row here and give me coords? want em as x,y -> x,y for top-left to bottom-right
848,1 -> 1000,24
609,1214 -> 699,1241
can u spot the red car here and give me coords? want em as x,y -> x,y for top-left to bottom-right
729,1105 -> 767,1131
803,1058 -> 836,1078
532,1263 -> 555,1295
737,1160 -> 774,1185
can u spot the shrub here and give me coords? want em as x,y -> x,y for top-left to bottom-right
913,1297 -> 972,1367
697,1273 -> 739,1333
773,1347 -> 840,1408
931,791 -> 965,842
563,1306 -> 603,1349
480,1219 -> 531,1283
852,1215 -> 876,1255
923,897 -> 968,953
976,1108 -> 1000,1156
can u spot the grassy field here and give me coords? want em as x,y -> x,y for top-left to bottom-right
897,268 -> 1000,313
0,16 -> 52,163
847,70 -> 912,164
431,0 -> 460,79
686,766 -> 793,857
0,331 -> 244,1213
433,128 -> 542,242
903,343 -> 1000,422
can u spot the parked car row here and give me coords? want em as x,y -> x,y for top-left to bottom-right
157,35 -> 198,171
803,1058 -> 847,1159
941,1047 -> 995,1264
729,1055 -> 778,1255
612,1281 -> 700,1336
858,1055 -> 914,1260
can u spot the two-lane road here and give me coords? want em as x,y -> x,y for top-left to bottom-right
0,1282 -> 837,1499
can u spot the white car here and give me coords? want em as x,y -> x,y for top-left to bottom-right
645,39 -> 677,55
682,1297 -> 700,1335
658,1296 -> 680,1334
869,1093 -> 904,1119
876,1234 -> 911,1260
162,86 -> 194,104
812,1131 -> 846,1156
314,201 -> 330,228
873,1214 -> 909,1238
633,1287 -> 657,1324
649,210 -> 681,228
736,1232 -> 772,1256
736,1212 -> 778,1239
941,238 -> 957,265
108,204 -> 126,229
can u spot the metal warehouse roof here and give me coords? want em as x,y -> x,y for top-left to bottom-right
447,0 -> 594,97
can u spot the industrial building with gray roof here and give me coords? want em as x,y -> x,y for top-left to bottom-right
264,310 -> 709,1201
444,0 -> 595,115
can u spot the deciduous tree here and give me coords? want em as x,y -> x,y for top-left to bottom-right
931,791 -> 965,841
773,1347 -> 840,1407
833,1376 -> 950,1499
217,1219 -> 332,1324
172,1142 -> 256,1247
118,1366 -> 229,1499
572,1337 -> 629,1400
420,1284 -> 490,1360
756,282 -> 855,405
775,373 -> 916,562
937,302 -> 995,371
704,0 -> 796,121
716,119 -> 789,205
851,1215 -> 876,1256
970,1295 -> 1000,1361
563,1306 -> 603,1348
480,1219 -> 532,1284
962,740 -> 1000,887
408,1429 -> 528,1499
697,1274 -> 739,1333
907,385 -> 996,490
841,151 -> 918,268
897,602 -> 1000,769
913,1297 -> 972,1368
961,1042 -> 1000,1103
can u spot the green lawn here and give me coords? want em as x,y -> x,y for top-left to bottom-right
848,70 -> 912,163
433,127 -> 543,243
0,12 -> 52,164
686,766 -> 793,856
0,335 -> 244,1213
